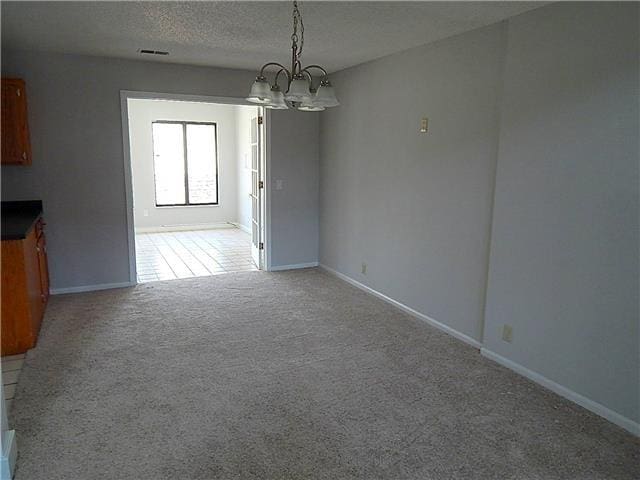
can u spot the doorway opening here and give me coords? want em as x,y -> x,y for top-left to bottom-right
121,93 -> 267,284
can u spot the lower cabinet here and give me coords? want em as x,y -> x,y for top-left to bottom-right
1,218 -> 49,355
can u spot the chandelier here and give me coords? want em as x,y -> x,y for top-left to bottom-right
247,1 -> 339,111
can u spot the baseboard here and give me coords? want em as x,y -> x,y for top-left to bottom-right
481,348 -> 640,437
230,222 -> 251,235
135,222 -> 235,234
320,264 -> 639,436
270,261 -> 319,272
50,281 -> 135,295
319,264 -> 482,349
0,429 -> 17,480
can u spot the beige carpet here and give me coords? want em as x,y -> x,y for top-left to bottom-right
11,269 -> 639,479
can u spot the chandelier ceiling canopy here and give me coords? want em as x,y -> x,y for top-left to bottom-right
247,1 -> 339,112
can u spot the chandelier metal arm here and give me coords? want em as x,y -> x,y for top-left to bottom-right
274,68 -> 290,89
300,69 -> 314,89
292,46 -> 301,76
259,62 -> 292,83
301,65 -> 328,81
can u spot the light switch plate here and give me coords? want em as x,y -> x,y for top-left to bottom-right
502,324 -> 513,343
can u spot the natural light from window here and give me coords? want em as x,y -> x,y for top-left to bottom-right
152,122 -> 218,206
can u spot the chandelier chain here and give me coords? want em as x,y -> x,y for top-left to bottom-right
291,1 -> 304,70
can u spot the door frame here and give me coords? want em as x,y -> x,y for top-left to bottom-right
119,90 -> 272,284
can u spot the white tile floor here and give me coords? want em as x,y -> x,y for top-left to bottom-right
2,353 -> 24,415
135,228 -> 257,283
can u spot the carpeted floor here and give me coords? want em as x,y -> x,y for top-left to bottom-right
11,269 -> 639,479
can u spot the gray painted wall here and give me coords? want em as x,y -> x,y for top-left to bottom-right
269,110 -> 319,267
319,2 -> 638,426
1,50 -> 319,288
484,2 -> 639,423
320,23 -> 506,342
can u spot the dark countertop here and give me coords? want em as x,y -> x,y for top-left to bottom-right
1,200 -> 43,240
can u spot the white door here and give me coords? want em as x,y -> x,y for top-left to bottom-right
250,111 -> 264,268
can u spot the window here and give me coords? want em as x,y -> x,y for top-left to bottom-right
152,121 -> 218,206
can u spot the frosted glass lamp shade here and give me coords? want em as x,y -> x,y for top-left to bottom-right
266,86 -> 288,110
297,96 -> 325,112
247,76 -> 272,104
314,81 -> 339,107
285,76 -> 311,101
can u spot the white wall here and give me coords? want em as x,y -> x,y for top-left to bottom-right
0,50 -> 321,288
128,99 -> 238,231
483,2 -> 639,426
234,105 -> 258,232
319,2 -> 639,431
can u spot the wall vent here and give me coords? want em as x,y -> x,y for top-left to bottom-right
139,49 -> 169,56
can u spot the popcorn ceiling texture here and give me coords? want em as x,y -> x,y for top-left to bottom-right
11,269 -> 639,479
1,1 -> 544,72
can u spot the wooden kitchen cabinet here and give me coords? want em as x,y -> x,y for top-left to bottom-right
1,78 -> 32,165
1,217 -> 49,355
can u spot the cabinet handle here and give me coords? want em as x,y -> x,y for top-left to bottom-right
22,152 -> 27,160
36,246 -> 40,252
16,89 -> 21,97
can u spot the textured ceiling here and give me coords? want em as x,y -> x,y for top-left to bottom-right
1,1 -> 545,73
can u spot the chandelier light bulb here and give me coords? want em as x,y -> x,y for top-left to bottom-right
266,85 -> 288,110
284,75 -> 311,102
314,80 -> 339,107
246,76 -> 273,104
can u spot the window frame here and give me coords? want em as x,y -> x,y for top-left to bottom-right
151,120 -> 220,207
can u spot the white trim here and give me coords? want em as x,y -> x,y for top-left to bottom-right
50,281 -> 135,295
264,109 -> 273,272
119,90 -> 272,282
1,381 -> 17,480
230,222 -> 252,235
481,348 -> 640,437
319,264 -> 482,349
120,92 -> 138,285
0,430 -> 17,480
319,264 -> 640,436
270,261 -> 319,272
135,222 -> 236,234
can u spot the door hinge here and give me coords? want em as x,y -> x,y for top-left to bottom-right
257,116 -> 263,125
258,180 -> 264,189
259,242 -> 264,250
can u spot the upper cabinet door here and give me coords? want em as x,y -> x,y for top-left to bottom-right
1,78 -> 32,165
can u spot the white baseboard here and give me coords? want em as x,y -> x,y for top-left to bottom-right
230,222 -> 251,235
135,222 -> 236,234
270,261 -> 319,272
320,264 -> 639,436
481,348 -> 640,437
50,281 -> 135,295
319,264 -> 482,349
0,429 -> 17,480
